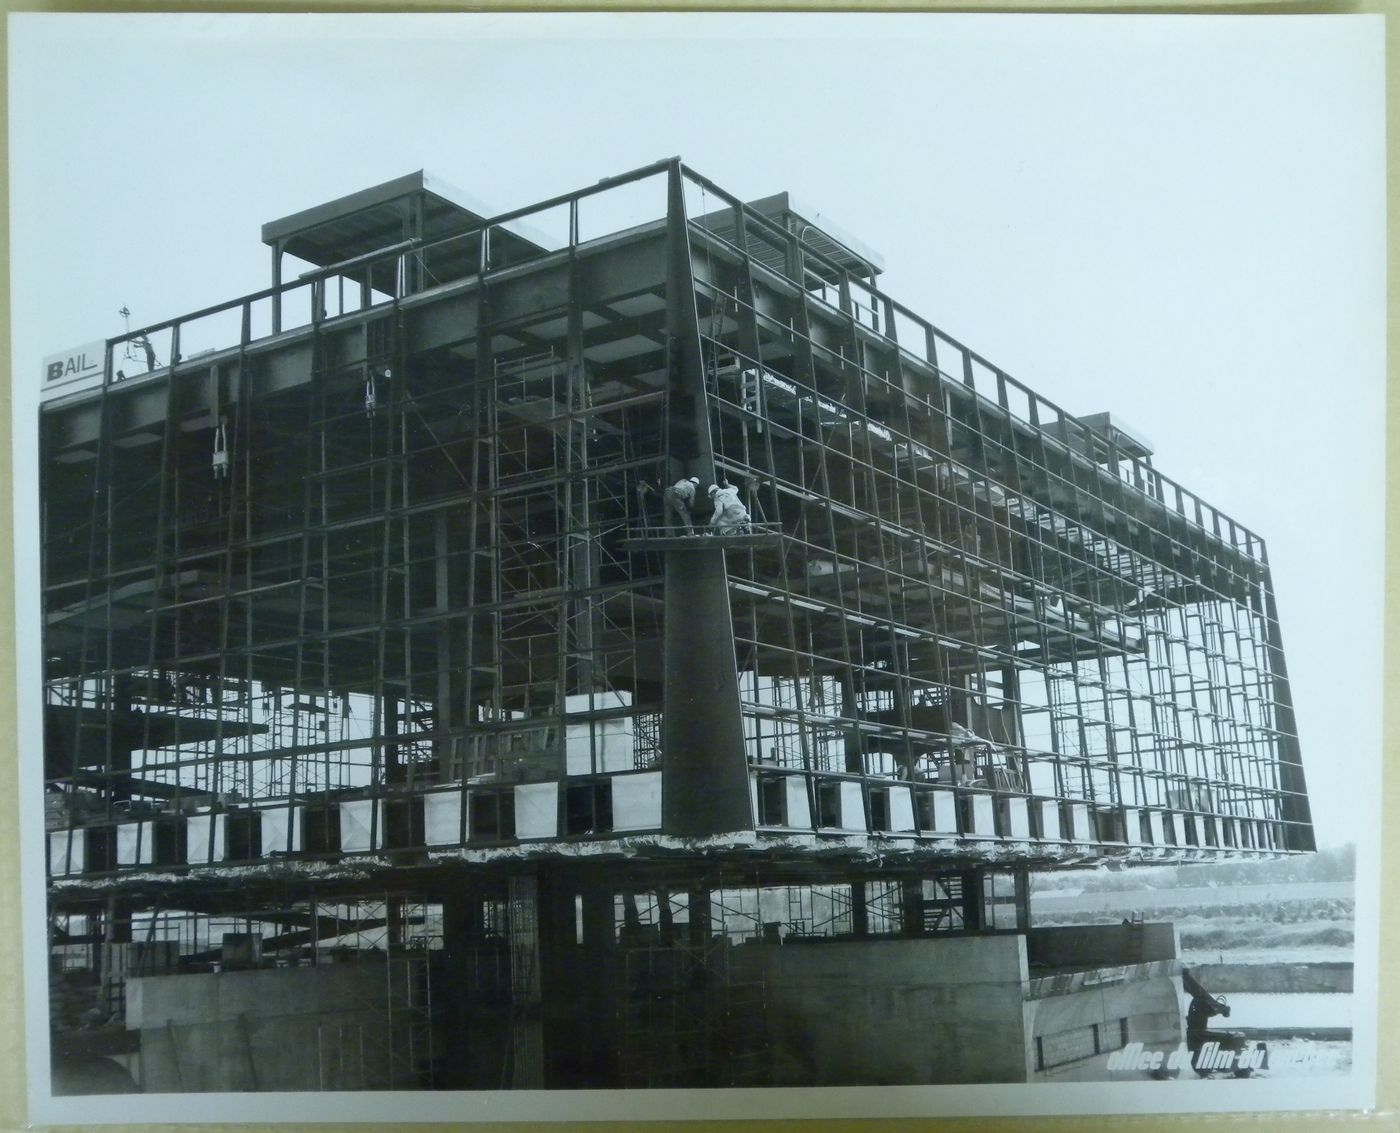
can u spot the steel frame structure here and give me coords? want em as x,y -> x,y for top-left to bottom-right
36,158 -> 1312,1090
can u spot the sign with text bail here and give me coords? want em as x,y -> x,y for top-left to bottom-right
42,341 -> 105,384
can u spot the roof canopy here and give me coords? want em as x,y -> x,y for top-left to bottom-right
261,170 -> 548,293
696,190 -> 885,283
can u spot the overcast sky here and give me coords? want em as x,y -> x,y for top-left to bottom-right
9,12 -> 1385,852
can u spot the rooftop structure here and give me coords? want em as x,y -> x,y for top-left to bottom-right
38,159 -> 1311,1092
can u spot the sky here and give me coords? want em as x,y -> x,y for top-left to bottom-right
8,12 -> 1384,852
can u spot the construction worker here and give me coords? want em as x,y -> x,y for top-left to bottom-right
948,722 -> 990,784
708,481 -> 751,535
663,476 -> 701,532
1182,967 -> 1257,1076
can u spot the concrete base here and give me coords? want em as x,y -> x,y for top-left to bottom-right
117,918 -> 1185,1090
127,962 -> 423,1092
721,935 -> 1030,1085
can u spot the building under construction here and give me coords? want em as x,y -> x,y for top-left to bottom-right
38,159 -> 1313,1092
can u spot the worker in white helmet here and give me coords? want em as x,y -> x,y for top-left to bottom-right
663,475 -> 702,532
708,481 -> 750,535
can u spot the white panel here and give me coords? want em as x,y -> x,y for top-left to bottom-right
340,800 -> 375,852
888,785 -> 916,833
565,718 -> 637,776
138,821 -> 155,864
784,776 -> 812,829
839,781 -> 866,832
1036,799 -> 1062,841
1067,803 -> 1091,842
515,782 -> 559,840
598,720 -> 636,774
1002,797 -> 1030,839
612,772 -> 662,832
969,793 -> 995,836
262,807 -> 292,855
186,814 -> 214,863
424,790 -> 463,845
1148,810 -> 1166,846
563,690 -> 631,713
1122,807 -> 1144,845
749,773 -> 759,826
48,829 -> 82,876
565,723 -> 592,777
932,788 -> 958,833
116,822 -> 143,866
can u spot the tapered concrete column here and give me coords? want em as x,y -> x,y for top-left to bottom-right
661,548 -> 753,836
659,161 -> 753,838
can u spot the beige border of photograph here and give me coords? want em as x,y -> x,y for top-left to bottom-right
1,4 -> 1394,1131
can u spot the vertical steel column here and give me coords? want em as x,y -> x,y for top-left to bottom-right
1012,868 -> 1031,931
730,201 -> 813,781
132,365 -> 184,809
850,880 -> 870,937
899,878 -> 922,937
507,873 -> 544,1088
1259,555 -> 1314,851
67,356 -> 117,833
288,326 -> 318,814
210,358 -> 244,805
960,870 -> 986,931
562,197 -> 604,708
270,242 -> 282,334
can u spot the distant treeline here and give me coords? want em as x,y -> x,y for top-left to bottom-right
1030,842 -> 1354,894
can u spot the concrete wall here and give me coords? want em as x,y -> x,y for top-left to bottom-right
1026,971 -> 1182,1082
726,934 -> 1029,1085
127,965 -> 400,1092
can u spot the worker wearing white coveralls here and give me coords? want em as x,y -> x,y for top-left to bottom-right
664,476 -> 701,532
708,482 -> 750,535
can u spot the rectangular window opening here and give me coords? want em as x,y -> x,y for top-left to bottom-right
225,811 -> 262,862
564,780 -> 613,836
757,776 -> 787,826
471,791 -> 517,843
302,805 -> 342,854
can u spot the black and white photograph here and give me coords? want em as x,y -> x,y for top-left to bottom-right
7,12 -> 1385,1124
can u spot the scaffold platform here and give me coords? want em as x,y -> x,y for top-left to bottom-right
620,523 -> 784,552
